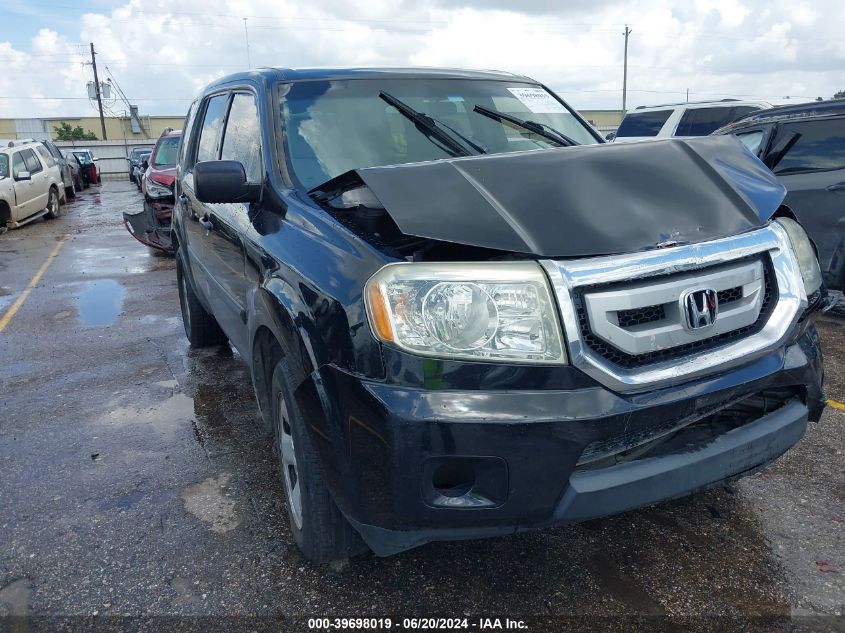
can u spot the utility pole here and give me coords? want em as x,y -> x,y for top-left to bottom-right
622,25 -> 631,115
90,42 -> 108,140
243,18 -> 252,69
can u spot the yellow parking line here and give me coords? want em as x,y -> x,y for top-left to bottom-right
0,235 -> 69,333
828,399 -> 845,412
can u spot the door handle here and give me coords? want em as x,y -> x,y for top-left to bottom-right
826,182 -> 845,193
198,215 -> 213,231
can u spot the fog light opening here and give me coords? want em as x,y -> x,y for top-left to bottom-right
431,462 -> 475,498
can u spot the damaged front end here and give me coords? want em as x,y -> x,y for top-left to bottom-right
124,176 -> 175,254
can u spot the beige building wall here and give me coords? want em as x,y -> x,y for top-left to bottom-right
47,115 -> 186,140
0,115 -> 186,141
580,110 -> 624,129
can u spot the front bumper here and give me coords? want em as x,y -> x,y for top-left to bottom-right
301,325 -> 824,556
123,198 -> 174,253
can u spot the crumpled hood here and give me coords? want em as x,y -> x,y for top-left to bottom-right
352,135 -> 786,257
150,166 -> 176,188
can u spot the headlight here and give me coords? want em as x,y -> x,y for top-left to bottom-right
145,177 -> 172,199
365,262 -> 567,364
776,217 -> 822,296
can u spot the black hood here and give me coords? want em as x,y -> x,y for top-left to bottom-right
336,135 -> 785,257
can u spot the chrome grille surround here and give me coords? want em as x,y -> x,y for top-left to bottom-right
540,224 -> 807,393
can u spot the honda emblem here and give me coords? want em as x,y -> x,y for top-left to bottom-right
682,288 -> 719,330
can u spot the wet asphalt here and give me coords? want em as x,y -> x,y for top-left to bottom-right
0,182 -> 843,632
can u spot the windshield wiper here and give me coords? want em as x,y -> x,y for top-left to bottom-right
472,105 -> 578,147
378,91 -> 473,158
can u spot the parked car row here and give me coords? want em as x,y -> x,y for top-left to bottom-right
141,67 -> 828,564
1,140 -> 67,233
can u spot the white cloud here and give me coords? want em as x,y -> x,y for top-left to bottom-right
0,0 -> 843,119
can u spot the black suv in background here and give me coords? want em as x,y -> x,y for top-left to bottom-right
715,100 -> 845,291
172,68 -> 825,563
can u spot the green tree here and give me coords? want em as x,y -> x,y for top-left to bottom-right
834,90 -> 845,100
53,122 -> 98,141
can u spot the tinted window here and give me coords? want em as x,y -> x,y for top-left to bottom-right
12,152 -> 26,178
0,154 -> 8,179
773,119 -> 845,174
197,94 -> 230,162
22,149 -> 42,174
221,93 -> 262,182
676,106 -> 761,136
616,110 -> 673,137
36,145 -> 56,167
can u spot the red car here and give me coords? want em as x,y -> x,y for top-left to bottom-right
123,129 -> 180,253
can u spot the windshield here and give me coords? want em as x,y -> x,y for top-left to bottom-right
153,137 -> 180,166
281,78 -> 599,189
0,154 -> 8,179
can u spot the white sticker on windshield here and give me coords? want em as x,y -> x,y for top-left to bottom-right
507,87 -> 566,114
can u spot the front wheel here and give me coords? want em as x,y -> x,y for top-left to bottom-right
65,185 -> 75,200
45,188 -> 60,219
176,252 -> 227,347
271,358 -> 366,563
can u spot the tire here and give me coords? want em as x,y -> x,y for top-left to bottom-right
45,187 -> 60,219
271,358 -> 367,563
176,252 -> 227,347
65,185 -> 75,200
74,177 -> 82,192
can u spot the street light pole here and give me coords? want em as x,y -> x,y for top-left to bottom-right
90,42 -> 108,140
622,25 -> 632,115
243,18 -> 252,69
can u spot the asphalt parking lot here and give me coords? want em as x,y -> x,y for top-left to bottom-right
1,182 -> 844,632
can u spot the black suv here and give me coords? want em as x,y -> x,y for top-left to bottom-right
173,68 -> 826,563
715,100 -> 845,291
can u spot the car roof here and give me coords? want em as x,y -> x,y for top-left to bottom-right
202,66 -> 536,92
628,99 -> 773,113
717,99 -> 845,132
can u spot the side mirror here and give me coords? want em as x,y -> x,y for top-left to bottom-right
194,161 -> 261,204
141,159 -> 149,170
16,170 -> 31,181
605,132 -> 616,141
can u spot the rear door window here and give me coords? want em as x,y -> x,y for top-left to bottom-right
196,94 -> 231,163
22,149 -> 43,174
772,118 -> 845,174
615,110 -> 673,137
36,145 -> 56,167
676,106 -> 762,136
220,93 -> 262,182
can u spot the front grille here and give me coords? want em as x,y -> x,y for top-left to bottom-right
574,257 -> 777,369
617,304 -> 666,328
718,285 -> 743,304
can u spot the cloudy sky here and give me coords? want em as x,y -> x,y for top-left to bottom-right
1,0 -> 843,119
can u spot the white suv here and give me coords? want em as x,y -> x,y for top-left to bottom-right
613,100 -> 774,143
0,140 -> 64,234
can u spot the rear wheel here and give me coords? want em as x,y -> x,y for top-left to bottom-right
176,252 -> 227,347
271,358 -> 366,563
45,188 -> 60,219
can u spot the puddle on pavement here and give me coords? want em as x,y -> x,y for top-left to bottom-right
78,279 -> 126,326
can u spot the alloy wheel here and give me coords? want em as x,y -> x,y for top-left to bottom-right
278,394 -> 303,530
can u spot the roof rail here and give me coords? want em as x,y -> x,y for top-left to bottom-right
635,98 -> 741,110
161,127 -> 173,136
